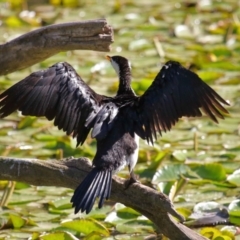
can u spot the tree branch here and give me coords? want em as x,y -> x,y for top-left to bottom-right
0,19 -> 113,75
0,157 -> 207,240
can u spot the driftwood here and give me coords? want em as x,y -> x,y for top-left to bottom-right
0,19 -> 113,75
0,157 -> 207,240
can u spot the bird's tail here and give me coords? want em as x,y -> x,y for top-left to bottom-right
71,168 -> 112,214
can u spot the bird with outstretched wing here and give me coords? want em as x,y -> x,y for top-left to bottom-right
0,55 -> 229,214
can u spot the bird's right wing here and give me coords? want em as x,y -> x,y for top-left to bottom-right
0,62 -> 105,146
131,61 -> 229,144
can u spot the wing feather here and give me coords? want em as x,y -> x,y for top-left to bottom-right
133,61 -> 229,143
0,62 -> 105,146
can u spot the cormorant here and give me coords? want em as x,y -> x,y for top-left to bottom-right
0,55 -> 229,214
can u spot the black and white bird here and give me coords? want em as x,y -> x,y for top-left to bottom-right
0,55 -> 229,214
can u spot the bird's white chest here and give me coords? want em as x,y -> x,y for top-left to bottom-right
114,134 -> 139,174
127,134 -> 139,173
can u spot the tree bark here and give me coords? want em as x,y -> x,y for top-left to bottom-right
0,157 -> 207,240
0,19 -> 113,75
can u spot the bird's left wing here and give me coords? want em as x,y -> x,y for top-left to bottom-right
131,61 -> 229,144
0,62 -> 106,146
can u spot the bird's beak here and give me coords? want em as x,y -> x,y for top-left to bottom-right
105,55 -> 111,61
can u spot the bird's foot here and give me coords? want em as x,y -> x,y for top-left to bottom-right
124,174 -> 140,189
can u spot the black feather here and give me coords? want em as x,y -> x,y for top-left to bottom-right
134,60 -> 229,142
71,168 -> 112,214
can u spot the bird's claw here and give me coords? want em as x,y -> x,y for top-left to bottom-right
124,174 -> 140,189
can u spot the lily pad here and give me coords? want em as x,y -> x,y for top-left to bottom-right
61,218 -> 109,236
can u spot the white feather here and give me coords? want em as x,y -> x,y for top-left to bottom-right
127,134 -> 139,173
111,60 -> 120,77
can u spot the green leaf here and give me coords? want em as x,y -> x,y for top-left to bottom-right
152,164 -> 190,183
9,193 -> 42,205
61,218 -> 109,236
49,197 -> 72,209
31,232 -> 40,240
5,16 -> 24,27
211,45 -> 232,57
85,232 -> 106,240
229,215 -> 240,225
227,169 -> 240,186
191,163 -> 226,181
197,71 -> 224,83
9,214 -> 25,228
129,39 -> 151,51
214,236 -> 232,240
15,182 -> 30,190
132,78 -> 152,94
175,208 -> 192,219
201,61 -> 240,71
221,226 -> 237,235
117,207 -> 141,219
33,133 -> 59,141
8,0 -> 26,9
41,231 -> 78,240
17,116 -> 36,129
228,199 -> 240,217
62,0 -> 79,8
116,219 -> 153,234
172,150 -> 189,161
200,227 -> 222,239
169,178 -> 188,201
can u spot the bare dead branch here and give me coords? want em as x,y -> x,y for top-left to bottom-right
0,157 -> 207,240
0,19 -> 113,75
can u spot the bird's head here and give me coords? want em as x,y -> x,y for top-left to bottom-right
106,55 -> 131,78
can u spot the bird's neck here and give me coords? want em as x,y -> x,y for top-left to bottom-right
117,70 -> 135,96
